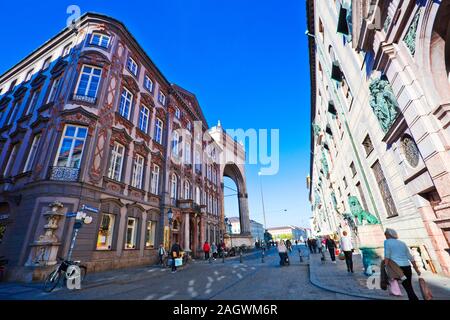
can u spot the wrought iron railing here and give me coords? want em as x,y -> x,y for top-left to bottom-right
49,166 -> 80,182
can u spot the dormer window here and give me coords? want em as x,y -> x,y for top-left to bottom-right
144,75 -> 153,92
158,91 -> 166,105
90,33 -> 110,48
127,57 -> 138,76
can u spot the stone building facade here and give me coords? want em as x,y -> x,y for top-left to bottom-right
0,13 -> 250,281
307,0 -> 450,275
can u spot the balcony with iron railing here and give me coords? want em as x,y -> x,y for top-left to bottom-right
49,166 -> 80,182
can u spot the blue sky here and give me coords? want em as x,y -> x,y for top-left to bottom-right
0,0 -> 312,229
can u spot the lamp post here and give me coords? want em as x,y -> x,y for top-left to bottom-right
167,208 -> 173,250
225,217 -> 233,252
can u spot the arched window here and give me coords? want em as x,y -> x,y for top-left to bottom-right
184,180 -> 191,199
172,131 -> 179,157
170,173 -> 178,200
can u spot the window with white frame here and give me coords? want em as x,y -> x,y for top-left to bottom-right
138,105 -> 150,133
6,101 -> 20,126
151,164 -> 160,194
154,118 -> 163,144
172,131 -> 180,158
42,57 -> 52,70
125,217 -> 138,249
47,77 -> 62,103
62,43 -> 72,57
144,75 -> 153,92
145,221 -> 156,248
195,150 -> 201,172
96,213 -> 115,250
54,125 -> 88,168
195,187 -> 201,205
185,141 -> 191,164
26,89 -> 41,115
90,33 -> 110,48
3,144 -> 19,176
75,65 -> 102,99
184,181 -> 191,199
158,91 -> 166,105
108,142 -> 125,181
170,173 -> 178,200
23,133 -> 41,172
127,57 -> 138,76
175,107 -> 181,119
131,154 -> 145,189
187,121 -> 192,132
119,87 -> 133,120
25,69 -> 34,82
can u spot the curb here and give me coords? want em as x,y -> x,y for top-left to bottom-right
307,263 -> 391,300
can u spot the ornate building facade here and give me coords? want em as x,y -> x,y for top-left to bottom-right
0,13 -> 250,281
307,0 -> 450,275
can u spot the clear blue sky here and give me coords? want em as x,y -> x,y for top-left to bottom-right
0,0 -> 312,229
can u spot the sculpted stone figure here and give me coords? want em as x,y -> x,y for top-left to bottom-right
348,196 -> 379,225
369,78 -> 400,133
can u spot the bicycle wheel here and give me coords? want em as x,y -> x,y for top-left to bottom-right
43,270 -> 61,292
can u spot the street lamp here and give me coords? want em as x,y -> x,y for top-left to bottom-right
258,171 -> 267,236
224,217 -> 233,250
167,208 -> 173,250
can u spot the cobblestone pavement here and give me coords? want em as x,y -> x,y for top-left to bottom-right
308,248 -> 450,300
0,246 -> 363,300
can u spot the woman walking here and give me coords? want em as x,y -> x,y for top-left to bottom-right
340,231 -> 354,273
325,235 -> 337,263
384,228 -> 421,300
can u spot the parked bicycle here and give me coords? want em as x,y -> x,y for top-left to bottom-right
43,257 -> 87,292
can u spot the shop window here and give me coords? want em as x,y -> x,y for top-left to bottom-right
125,217 -> 138,249
145,221 -> 156,248
96,214 -> 115,250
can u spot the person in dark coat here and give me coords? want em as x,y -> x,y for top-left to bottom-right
170,241 -> 181,273
307,238 -> 313,253
325,236 -> 337,263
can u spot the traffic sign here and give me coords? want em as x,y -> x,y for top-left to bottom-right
81,205 -> 99,213
66,212 -> 78,218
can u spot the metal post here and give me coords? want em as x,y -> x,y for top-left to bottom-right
261,248 -> 265,263
67,227 -> 80,261
222,251 -> 225,263
298,248 -> 303,263
239,249 -> 243,263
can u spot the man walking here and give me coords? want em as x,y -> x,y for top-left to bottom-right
307,238 -> 313,253
203,241 -> 211,260
158,243 -> 166,267
325,235 -> 337,263
170,241 -> 181,273
340,231 -> 354,272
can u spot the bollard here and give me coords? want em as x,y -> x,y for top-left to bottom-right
239,249 -> 243,263
298,249 -> 303,263
222,252 -> 225,263
209,255 -> 212,264
261,248 -> 265,263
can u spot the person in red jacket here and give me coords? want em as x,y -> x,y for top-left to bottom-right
203,241 -> 211,260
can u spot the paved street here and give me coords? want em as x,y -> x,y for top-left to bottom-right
0,246 -> 362,300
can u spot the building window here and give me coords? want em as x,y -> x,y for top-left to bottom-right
184,181 -> 191,199
119,88 -> 133,120
23,133 -> 41,172
187,121 -> 192,132
195,187 -> 201,205
343,176 -> 348,189
356,182 -> 369,212
42,57 -> 52,70
125,217 -> 138,249
401,135 -> 420,168
127,57 -> 138,76
172,131 -> 180,158
131,154 -> 145,189
185,141 -> 191,164
25,69 -> 34,82
145,221 -> 156,248
151,164 -> 160,194
372,160 -> 398,217
158,91 -> 166,105
108,142 -> 125,181
3,144 -> 19,177
170,173 -> 178,200
195,151 -> 201,173
26,89 -> 41,115
175,107 -> 181,119
62,43 -> 72,57
350,162 -> 357,177
54,125 -> 87,168
138,105 -> 150,133
144,75 -> 153,92
75,65 -> 102,101
362,134 -> 374,156
96,214 -> 115,250
6,101 -> 20,126
47,77 -> 62,103
154,118 -> 163,144
90,33 -> 110,48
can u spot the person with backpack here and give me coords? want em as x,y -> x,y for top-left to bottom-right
203,241 -> 211,260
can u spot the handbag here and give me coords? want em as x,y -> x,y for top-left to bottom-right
419,277 -> 433,300
175,258 -> 183,267
388,279 -> 403,296
338,252 -> 345,260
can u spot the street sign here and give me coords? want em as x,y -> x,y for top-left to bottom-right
66,212 -> 78,218
81,205 -> 99,213
74,221 -> 83,229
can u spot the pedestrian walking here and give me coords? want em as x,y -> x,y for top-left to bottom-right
316,237 -> 322,254
170,241 -> 181,273
158,243 -> 166,266
211,242 -> 218,260
203,241 -> 211,260
340,231 -> 354,273
286,239 -> 292,252
325,235 -> 337,263
383,228 -> 421,300
278,240 -> 289,266
307,238 -> 313,253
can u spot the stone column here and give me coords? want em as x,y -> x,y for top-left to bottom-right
238,194 -> 251,235
184,213 -> 190,251
116,206 -> 127,257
